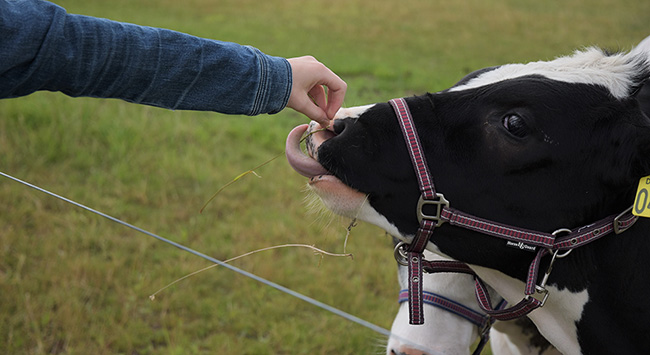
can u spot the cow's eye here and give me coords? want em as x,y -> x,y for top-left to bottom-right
502,114 -> 528,138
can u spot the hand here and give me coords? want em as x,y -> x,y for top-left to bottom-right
287,56 -> 347,127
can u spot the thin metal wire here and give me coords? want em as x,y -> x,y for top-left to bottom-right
0,171 -> 393,338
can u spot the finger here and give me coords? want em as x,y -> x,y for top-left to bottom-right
318,74 -> 346,119
324,84 -> 346,119
308,85 -> 328,109
295,96 -> 329,127
303,106 -> 329,127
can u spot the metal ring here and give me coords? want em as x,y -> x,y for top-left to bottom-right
555,249 -> 573,258
551,228 -> 573,258
393,241 -> 409,266
552,228 -> 571,236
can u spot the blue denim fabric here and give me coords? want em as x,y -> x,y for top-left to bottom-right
0,0 -> 292,115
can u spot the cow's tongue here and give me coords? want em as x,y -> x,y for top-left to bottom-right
285,124 -> 329,178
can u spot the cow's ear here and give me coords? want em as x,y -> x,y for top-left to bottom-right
630,36 -> 650,97
632,35 -> 650,58
631,77 -> 650,99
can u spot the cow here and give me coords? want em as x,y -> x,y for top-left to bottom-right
286,36 -> 650,354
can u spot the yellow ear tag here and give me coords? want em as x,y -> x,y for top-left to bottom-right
633,176 -> 650,217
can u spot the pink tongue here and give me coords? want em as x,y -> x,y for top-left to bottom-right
285,124 -> 329,178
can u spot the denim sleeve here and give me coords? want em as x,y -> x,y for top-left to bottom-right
0,0 -> 292,115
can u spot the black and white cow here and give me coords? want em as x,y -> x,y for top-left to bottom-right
286,36 -> 650,354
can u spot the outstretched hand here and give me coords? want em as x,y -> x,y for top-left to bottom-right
287,56 -> 347,127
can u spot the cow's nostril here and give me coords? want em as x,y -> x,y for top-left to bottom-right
333,119 -> 346,135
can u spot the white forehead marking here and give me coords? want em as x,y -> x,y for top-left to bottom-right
334,104 -> 375,119
449,47 -> 647,99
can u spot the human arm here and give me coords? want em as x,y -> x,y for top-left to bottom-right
0,0 -> 291,115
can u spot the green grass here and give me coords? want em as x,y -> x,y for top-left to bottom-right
1,0 -> 648,354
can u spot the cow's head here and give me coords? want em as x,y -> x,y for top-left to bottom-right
286,38 -> 650,276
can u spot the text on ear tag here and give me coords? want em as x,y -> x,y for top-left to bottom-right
633,176 -> 650,217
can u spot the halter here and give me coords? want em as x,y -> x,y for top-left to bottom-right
389,98 -> 638,325
397,288 -> 507,355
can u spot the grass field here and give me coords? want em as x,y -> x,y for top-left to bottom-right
1,0 -> 648,354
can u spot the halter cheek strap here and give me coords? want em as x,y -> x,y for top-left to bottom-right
390,98 -> 440,324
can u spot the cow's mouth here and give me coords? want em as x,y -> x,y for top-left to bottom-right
285,122 -> 333,178
285,122 -> 368,217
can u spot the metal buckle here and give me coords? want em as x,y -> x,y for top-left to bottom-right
524,229 -> 573,308
613,205 -> 636,234
525,287 -> 550,307
417,193 -> 449,226
525,254 -> 553,307
479,316 -> 493,338
528,249 -> 556,308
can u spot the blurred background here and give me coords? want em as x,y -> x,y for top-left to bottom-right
1,0 -> 648,353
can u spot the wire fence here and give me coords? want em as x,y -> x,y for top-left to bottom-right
0,170 -> 437,353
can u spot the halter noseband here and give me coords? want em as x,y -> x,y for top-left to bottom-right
389,98 -> 638,325
397,287 -> 507,355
